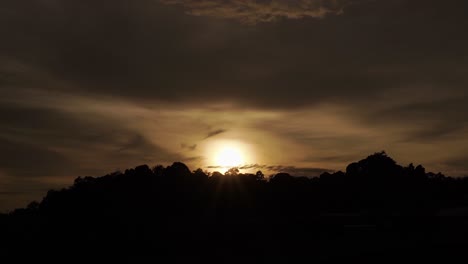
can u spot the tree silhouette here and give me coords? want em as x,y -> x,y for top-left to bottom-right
2,152 -> 468,263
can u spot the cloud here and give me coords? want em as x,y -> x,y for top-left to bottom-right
204,129 -> 227,139
353,97 -> 468,143
1,0 -> 467,110
0,102 -> 184,178
160,0 -> 352,24
440,155 -> 468,176
0,137 -> 74,178
304,154 -> 360,163
181,143 -> 198,151
113,134 -> 182,164
183,156 -> 204,163
208,163 -> 333,176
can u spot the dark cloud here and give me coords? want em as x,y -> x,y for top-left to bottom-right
181,143 -> 198,151
0,104 -> 183,178
204,129 -> 227,139
443,157 -> 468,171
246,164 -> 334,176
113,134 -> 182,164
356,97 -> 468,143
160,0 -> 354,24
0,137 -> 74,178
1,0 -> 467,109
304,154 -> 360,163
183,156 -> 204,163
208,164 -> 333,176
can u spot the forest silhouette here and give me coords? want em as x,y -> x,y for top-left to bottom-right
2,152 -> 468,263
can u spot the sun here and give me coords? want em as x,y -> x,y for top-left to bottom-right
205,139 -> 253,172
215,146 -> 244,168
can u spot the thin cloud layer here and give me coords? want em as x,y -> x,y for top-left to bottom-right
160,0 -> 351,24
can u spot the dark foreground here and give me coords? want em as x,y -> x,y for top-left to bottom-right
2,152 -> 468,263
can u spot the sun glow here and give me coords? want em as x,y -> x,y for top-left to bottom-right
206,140 -> 251,171
215,146 -> 244,168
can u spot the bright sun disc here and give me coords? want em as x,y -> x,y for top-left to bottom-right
215,146 -> 244,168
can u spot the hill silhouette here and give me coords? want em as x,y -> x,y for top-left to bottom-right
2,152 -> 468,263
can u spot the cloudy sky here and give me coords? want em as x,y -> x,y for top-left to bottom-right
1,0 -> 468,211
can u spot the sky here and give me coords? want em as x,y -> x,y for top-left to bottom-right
1,0 -> 468,211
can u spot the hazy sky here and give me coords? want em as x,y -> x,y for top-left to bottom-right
1,0 -> 468,211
